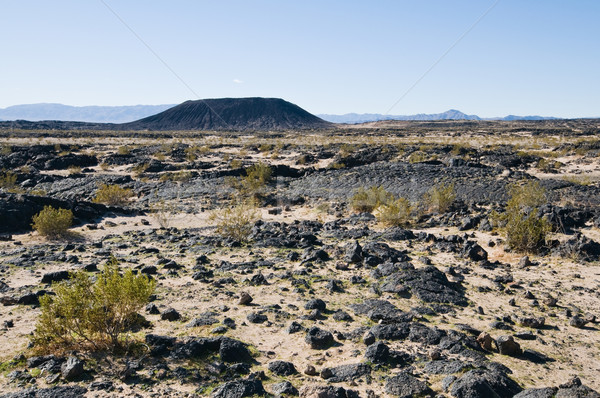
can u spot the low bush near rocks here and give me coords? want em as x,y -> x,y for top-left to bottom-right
93,183 -> 133,206
0,169 -> 18,190
423,182 -> 456,214
32,256 -> 155,352
375,197 -> 413,227
31,206 -> 73,238
210,202 -> 260,242
503,181 -> 550,253
350,186 -> 394,213
242,162 -> 272,193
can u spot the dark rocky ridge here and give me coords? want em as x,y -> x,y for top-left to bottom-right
121,97 -> 333,131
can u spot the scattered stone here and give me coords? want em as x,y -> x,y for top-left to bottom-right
477,332 -> 494,351
211,378 -> 266,398
569,316 -> 588,328
495,335 -> 522,356
364,341 -> 390,364
219,337 -> 254,363
305,327 -> 335,349
161,307 -> 181,321
41,270 -> 70,284
61,356 -> 85,381
238,292 -> 253,305
247,312 -> 268,324
385,372 -> 433,397
304,365 -> 318,376
272,381 -> 299,396
323,363 -> 371,382
268,360 -> 297,376
305,299 -> 327,311
449,369 -> 522,398
517,316 -> 545,329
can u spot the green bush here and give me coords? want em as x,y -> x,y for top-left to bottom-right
209,202 -> 260,242
376,197 -> 413,227
31,206 -> 73,238
242,162 -> 272,192
424,182 -> 456,213
93,184 -> 133,206
0,170 -> 17,190
350,186 -> 394,213
117,145 -> 131,155
32,256 -> 155,352
159,171 -> 194,183
408,151 -> 428,163
503,181 -> 550,253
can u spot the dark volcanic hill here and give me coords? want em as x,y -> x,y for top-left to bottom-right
120,97 -> 333,131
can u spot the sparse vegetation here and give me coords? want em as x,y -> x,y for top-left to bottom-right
209,201 -> 260,242
32,256 -> 155,352
31,206 -> 73,238
67,165 -> 82,175
501,180 -> 551,253
350,186 -> 394,213
132,162 -> 150,177
375,197 -> 413,227
117,145 -> 131,155
93,183 -> 133,206
0,169 -> 17,190
159,171 -> 194,183
150,199 -> 174,229
423,182 -> 456,213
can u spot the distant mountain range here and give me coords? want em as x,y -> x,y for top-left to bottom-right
0,103 -> 175,123
0,98 -> 333,131
318,109 -> 558,123
0,103 -> 562,125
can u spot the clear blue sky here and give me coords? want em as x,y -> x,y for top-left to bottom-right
1,1 -> 599,117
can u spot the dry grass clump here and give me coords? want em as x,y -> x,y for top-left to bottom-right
209,201 -> 260,242
350,186 -> 394,213
375,197 -> 413,227
502,180 -> 551,253
423,182 -> 456,214
93,183 -> 133,206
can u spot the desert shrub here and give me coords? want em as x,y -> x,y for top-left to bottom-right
117,145 -> 131,155
0,170 -> 17,190
93,184 -> 133,206
229,159 -> 243,169
209,202 -> 260,242
339,143 -> 356,157
329,162 -> 345,169
259,143 -> 274,153
408,150 -> 428,163
149,199 -> 174,229
350,186 -> 394,213
503,180 -> 550,253
375,197 -> 412,227
0,145 -> 12,155
32,256 -> 155,352
243,162 -> 272,190
67,165 -> 82,175
159,171 -> 193,183
537,158 -> 562,173
132,162 -> 149,177
185,145 -> 210,161
31,206 -> 73,238
424,182 -> 456,213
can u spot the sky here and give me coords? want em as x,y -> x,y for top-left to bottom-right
1,1 -> 599,118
